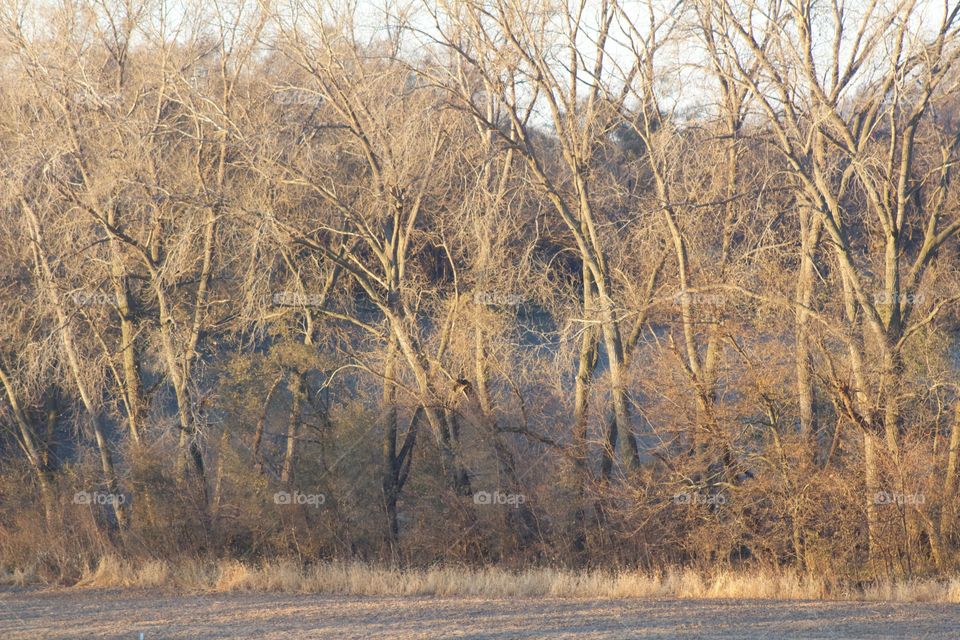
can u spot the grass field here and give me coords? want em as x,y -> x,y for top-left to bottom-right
3,588 -> 960,639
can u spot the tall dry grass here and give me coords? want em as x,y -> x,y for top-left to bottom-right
63,556 -> 960,603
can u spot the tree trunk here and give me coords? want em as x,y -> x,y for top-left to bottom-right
0,364 -> 56,528
833,254 -> 882,566
156,288 -> 205,488
795,208 -> 821,445
23,199 -> 128,529
939,402 -> 960,547
381,337 -> 401,549
107,206 -> 145,449
252,374 -> 284,475
384,307 -> 473,497
281,371 -> 305,485
571,290 -> 600,550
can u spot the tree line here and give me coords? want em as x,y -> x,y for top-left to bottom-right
2,0 -> 960,581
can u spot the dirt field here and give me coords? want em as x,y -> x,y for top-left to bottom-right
2,588 -> 959,639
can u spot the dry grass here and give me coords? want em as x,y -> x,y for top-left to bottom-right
0,565 -> 37,587
863,576 -> 960,602
58,556 -> 960,603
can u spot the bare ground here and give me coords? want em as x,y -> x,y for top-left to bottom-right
2,588 -> 959,639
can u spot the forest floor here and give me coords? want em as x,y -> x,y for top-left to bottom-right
2,587 -> 960,639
